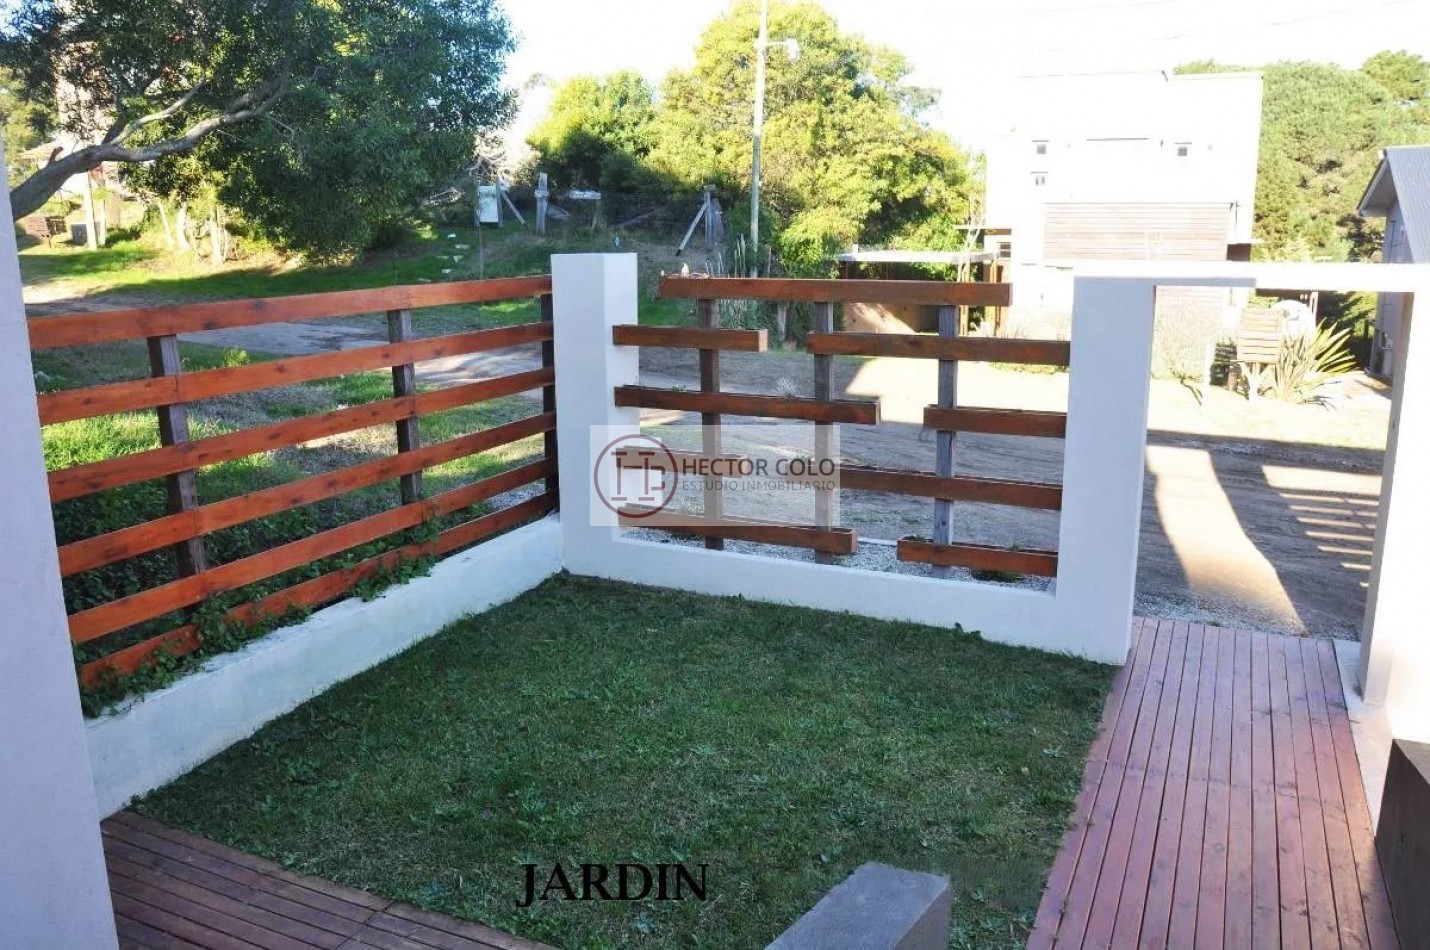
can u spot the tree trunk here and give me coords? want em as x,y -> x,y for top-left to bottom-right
81,173 -> 98,250
208,209 -> 222,267
155,200 -> 175,250
176,205 -> 190,252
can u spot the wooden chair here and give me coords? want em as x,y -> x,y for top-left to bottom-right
1235,309 -> 1283,401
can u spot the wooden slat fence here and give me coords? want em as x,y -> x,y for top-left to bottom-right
611,276 -> 1064,575
32,277 -> 558,688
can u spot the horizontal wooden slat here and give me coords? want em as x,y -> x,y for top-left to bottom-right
69,462 -> 557,645
897,538 -> 1059,577
58,415 -> 554,575
619,506 -> 856,554
614,385 -> 879,424
29,277 -> 553,350
805,333 -> 1069,365
658,277 -> 1010,307
923,406 -> 1068,438
79,491 -> 556,685
39,323 -> 552,425
47,367 -> 550,502
612,325 -> 767,352
69,502 -> 427,643
840,464 -> 1063,509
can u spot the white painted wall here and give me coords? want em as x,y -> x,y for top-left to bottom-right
0,145 -> 118,948
985,70 -> 1263,254
87,517 -> 561,817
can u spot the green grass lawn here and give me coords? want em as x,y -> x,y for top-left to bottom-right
136,576 -> 1113,949
20,220 -> 690,326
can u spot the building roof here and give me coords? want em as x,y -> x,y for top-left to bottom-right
1358,146 -> 1430,262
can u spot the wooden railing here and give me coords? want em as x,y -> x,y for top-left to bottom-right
616,275 -> 1065,578
32,278 -> 557,688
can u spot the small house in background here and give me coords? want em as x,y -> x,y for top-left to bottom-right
1358,145 -> 1430,380
984,69 -> 1263,341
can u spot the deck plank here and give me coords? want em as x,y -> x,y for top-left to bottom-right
1167,622 -> 1222,950
1197,625 -> 1236,949
1083,619 -> 1174,946
1285,635 -> 1341,950
1036,621 -> 1399,950
1301,638 -> 1371,950
104,815 -> 549,950
1110,620 -> 1188,947
1138,620 -> 1203,948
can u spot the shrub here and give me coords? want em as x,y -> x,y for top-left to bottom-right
1267,324 -> 1358,403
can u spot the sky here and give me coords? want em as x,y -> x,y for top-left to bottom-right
502,0 -> 1430,151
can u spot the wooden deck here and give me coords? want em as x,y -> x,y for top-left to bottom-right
103,812 -> 549,950
1031,619 -> 1399,949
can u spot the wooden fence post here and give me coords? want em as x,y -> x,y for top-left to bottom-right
541,294 -> 559,502
147,334 -> 209,581
386,309 -> 423,505
698,298 -> 724,550
931,305 -> 960,578
813,300 -> 835,565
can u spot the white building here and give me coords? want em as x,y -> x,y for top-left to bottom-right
1359,145 -> 1430,379
984,70 -> 1264,336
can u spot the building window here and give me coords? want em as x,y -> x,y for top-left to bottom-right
1032,172 -> 1047,187
1175,142 -> 1191,158
1034,140 -> 1048,156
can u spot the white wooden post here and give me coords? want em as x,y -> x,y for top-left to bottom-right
1360,291 -> 1430,742
0,145 -> 118,947
1054,277 -> 1159,663
551,253 -> 640,575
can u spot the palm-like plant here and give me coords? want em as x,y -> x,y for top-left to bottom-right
1267,324 -> 1358,404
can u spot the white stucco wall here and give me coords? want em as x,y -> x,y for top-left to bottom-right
86,516 -> 562,817
985,70 -> 1263,261
0,145 -> 118,948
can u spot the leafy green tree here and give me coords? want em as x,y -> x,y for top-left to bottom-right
0,65 -> 50,183
649,0 -> 973,273
1363,50 -> 1429,113
1,0 -> 514,247
1183,57 -> 1430,261
527,72 -> 659,194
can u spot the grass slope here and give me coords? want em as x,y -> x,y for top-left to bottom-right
137,575 -> 1113,949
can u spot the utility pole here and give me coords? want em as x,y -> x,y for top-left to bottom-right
750,0 -> 769,277
749,0 -> 798,278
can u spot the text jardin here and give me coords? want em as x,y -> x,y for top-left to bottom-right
518,862 -> 708,907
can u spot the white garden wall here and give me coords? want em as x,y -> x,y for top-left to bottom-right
86,516 -> 561,817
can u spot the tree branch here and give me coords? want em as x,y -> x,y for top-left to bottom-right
103,81 -> 209,144
9,80 -> 288,220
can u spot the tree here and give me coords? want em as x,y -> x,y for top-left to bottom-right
527,72 -> 659,194
0,0 -> 514,230
1183,57 -> 1430,261
648,0 -> 973,272
1363,50 -> 1430,112
0,65 -> 50,183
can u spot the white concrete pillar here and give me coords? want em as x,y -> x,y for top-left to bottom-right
1054,277 -> 1159,663
550,253 -> 640,574
1360,291 -> 1430,742
0,148 -> 118,944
